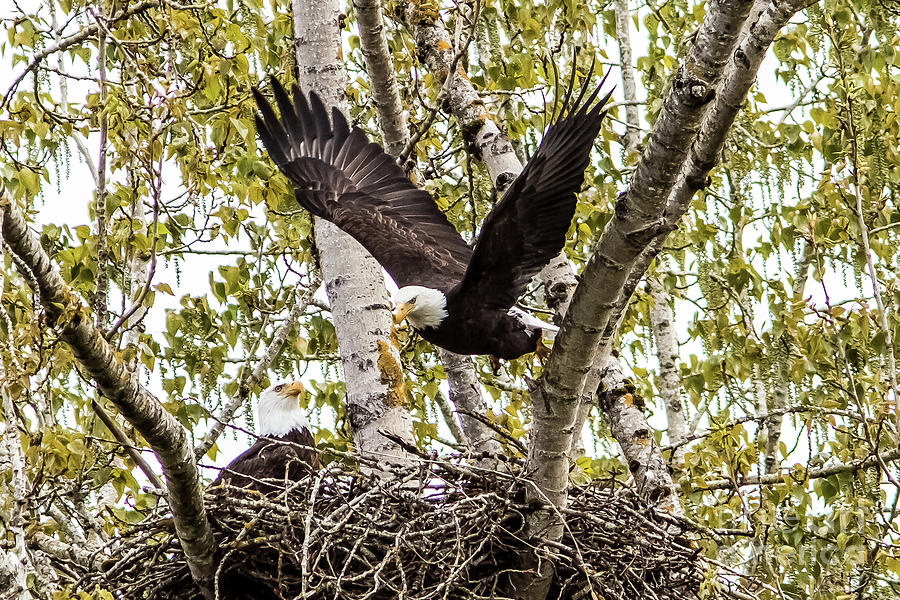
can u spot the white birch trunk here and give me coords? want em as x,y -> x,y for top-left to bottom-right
615,0 -> 641,156
291,0 -> 414,465
597,361 -> 684,516
0,387 -> 34,599
648,276 -> 687,465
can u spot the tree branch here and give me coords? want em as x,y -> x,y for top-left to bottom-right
696,446 -> 900,492
92,7 -> 110,328
28,532 -> 105,572
354,0 -> 410,159
0,387 -> 34,598
614,0 -> 641,156
0,196 -> 217,599
436,348 -> 504,458
523,3 -> 758,594
1,0 -> 160,109
648,276 -> 686,465
597,361 -> 680,507
90,400 -> 164,491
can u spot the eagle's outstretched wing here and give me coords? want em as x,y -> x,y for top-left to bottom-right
456,65 -> 612,309
254,79 -> 472,293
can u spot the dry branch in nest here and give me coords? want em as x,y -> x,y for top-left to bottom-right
73,457 -> 706,599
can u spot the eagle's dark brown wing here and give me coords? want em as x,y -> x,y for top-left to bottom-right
212,428 -> 318,491
456,66 -> 612,309
253,79 -> 472,293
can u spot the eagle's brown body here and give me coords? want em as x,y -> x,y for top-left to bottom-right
213,426 -> 318,491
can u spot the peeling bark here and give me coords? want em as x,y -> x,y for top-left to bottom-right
597,361 -> 683,516
291,0 -> 414,465
0,198 -> 217,599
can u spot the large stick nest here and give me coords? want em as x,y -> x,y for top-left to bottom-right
78,457 -> 707,599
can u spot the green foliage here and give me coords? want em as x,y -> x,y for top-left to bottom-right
0,1 -> 899,598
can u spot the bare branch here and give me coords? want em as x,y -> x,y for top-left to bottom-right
697,446 -> 900,492
90,400 -> 164,491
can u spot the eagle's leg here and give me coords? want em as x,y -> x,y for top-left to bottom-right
489,355 -> 502,375
534,338 -> 552,363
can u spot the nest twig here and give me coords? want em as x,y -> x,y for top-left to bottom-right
75,457 -> 705,599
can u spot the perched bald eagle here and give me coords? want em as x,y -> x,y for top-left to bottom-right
213,381 -> 319,491
253,66 -> 610,360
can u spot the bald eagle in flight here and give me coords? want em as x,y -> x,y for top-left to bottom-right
213,381 -> 318,491
253,66 -> 610,360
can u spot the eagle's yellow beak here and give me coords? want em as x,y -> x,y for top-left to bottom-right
282,381 -> 304,397
393,302 -> 415,325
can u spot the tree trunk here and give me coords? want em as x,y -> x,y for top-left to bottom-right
291,0 -> 414,465
355,0 -> 503,460
648,276 -> 687,465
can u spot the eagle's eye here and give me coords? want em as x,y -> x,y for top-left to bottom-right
274,384 -> 284,392
410,297 -> 417,304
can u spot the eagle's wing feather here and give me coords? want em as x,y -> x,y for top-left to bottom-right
254,79 -> 472,292
457,67 -> 612,310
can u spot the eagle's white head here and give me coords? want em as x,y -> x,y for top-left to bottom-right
392,286 -> 448,329
257,381 -> 310,437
